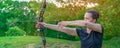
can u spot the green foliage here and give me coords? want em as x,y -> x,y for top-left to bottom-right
0,0 -> 37,36
0,0 -> 11,36
93,0 -> 120,40
44,28 -> 77,41
29,0 -> 120,40
5,26 -> 25,36
0,0 -> 120,40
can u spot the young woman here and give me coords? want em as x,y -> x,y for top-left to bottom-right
36,10 -> 104,48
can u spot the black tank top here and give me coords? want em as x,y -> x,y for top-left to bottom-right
76,26 -> 104,48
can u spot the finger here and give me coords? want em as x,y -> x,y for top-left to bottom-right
36,24 -> 39,28
36,23 -> 40,28
58,22 -> 61,26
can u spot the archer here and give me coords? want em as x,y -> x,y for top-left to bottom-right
36,10 -> 104,48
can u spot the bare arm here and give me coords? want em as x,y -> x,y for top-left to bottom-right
58,20 -> 102,33
58,20 -> 86,26
85,22 -> 102,33
42,23 -> 78,36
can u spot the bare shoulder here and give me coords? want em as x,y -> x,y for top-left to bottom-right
95,23 -> 103,33
87,22 -> 103,33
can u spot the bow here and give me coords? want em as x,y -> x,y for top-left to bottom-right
38,0 -> 46,48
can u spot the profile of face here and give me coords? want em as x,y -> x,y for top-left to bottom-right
84,13 -> 96,23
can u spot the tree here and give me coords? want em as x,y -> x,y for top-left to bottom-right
0,0 -> 37,36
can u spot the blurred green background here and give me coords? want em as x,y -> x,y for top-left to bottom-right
0,0 -> 120,48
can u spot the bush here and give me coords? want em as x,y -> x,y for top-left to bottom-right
5,26 -> 25,36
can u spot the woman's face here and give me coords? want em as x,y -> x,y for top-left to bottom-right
84,13 -> 96,23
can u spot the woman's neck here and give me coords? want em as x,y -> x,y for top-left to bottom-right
86,28 -> 92,34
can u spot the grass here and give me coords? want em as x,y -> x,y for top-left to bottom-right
0,36 -> 41,48
0,36 -> 120,48
102,37 -> 120,48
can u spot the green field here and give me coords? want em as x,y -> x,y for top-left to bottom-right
0,36 -> 119,48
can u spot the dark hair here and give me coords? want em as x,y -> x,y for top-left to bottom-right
87,10 -> 99,21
